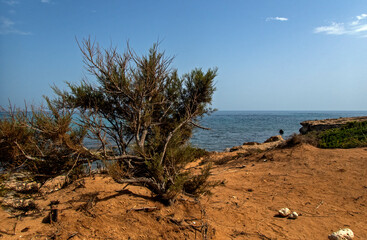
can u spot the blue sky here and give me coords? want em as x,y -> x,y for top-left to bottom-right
0,0 -> 366,111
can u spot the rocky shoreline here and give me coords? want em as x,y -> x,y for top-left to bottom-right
299,116 -> 367,134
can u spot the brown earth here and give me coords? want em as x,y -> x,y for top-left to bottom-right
1,144 -> 367,239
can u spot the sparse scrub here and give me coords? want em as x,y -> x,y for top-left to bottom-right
183,164 -> 221,197
283,133 -> 318,148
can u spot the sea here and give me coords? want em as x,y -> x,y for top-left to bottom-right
2,111 -> 367,152
190,111 -> 367,151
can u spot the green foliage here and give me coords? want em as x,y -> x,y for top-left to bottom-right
283,121 -> 367,149
52,38 -> 218,203
0,110 -> 33,170
0,102 -> 87,182
318,121 -> 367,148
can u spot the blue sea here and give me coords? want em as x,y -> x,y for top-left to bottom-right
2,111 -> 367,152
190,111 -> 367,151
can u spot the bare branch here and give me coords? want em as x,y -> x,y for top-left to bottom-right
14,141 -> 41,162
190,121 -> 211,130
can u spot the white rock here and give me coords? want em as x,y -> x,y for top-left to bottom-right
278,208 -> 291,217
288,212 -> 298,219
39,175 -> 67,194
328,228 -> 354,240
2,196 -> 36,210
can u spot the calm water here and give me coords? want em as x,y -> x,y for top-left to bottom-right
2,111 -> 367,152
190,111 -> 367,151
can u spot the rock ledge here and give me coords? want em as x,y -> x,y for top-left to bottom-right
299,116 -> 367,134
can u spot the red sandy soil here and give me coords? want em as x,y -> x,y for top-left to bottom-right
1,144 -> 366,239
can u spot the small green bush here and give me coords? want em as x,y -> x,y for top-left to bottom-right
318,121 -> 367,148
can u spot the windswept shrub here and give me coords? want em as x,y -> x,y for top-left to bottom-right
51,38 -> 218,204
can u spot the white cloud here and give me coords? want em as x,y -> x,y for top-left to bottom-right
266,17 -> 288,22
0,16 -> 31,35
354,24 -> 367,33
315,13 -> 367,37
2,0 -> 19,5
352,13 -> 367,25
314,22 -> 346,35
356,13 -> 367,20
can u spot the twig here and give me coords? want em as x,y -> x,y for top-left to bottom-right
66,153 -> 80,180
67,232 -> 79,239
0,229 -> 15,236
316,200 -> 324,209
230,165 -> 246,169
190,121 -> 211,130
14,141 -> 40,162
129,206 -> 158,212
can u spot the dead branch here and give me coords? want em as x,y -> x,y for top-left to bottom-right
15,141 -> 42,162
0,230 -> 15,236
129,206 -> 158,212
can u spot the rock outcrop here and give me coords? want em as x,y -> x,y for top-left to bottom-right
299,116 -> 367,134
230,135 -> 284,152
39,175 -> 68,194
1,172 -> 39,212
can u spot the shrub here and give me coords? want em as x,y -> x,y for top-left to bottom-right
51,38 -> 218,204
0,102 -> 88,183
282,121 -> 367,149
282,133 -> 318,148
318,121 -> 367,148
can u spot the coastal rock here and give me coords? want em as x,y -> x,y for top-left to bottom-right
39,175 -> 67,194
328,228 -> 354,240
299,116 -> 367,134
278,208 -> 291,217
4,181 -> 40,193
2,195 -> 36,210
264,135 -> 283,143
0,172 -> 40,212
230,136 -> 285,153
2,172 -> 39,192
229,146 -> 241,152
242,141 -> 260,146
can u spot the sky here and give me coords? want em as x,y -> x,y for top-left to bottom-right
0,0 -> 367,111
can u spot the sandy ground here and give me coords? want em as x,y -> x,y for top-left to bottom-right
1,143 -> 366,239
